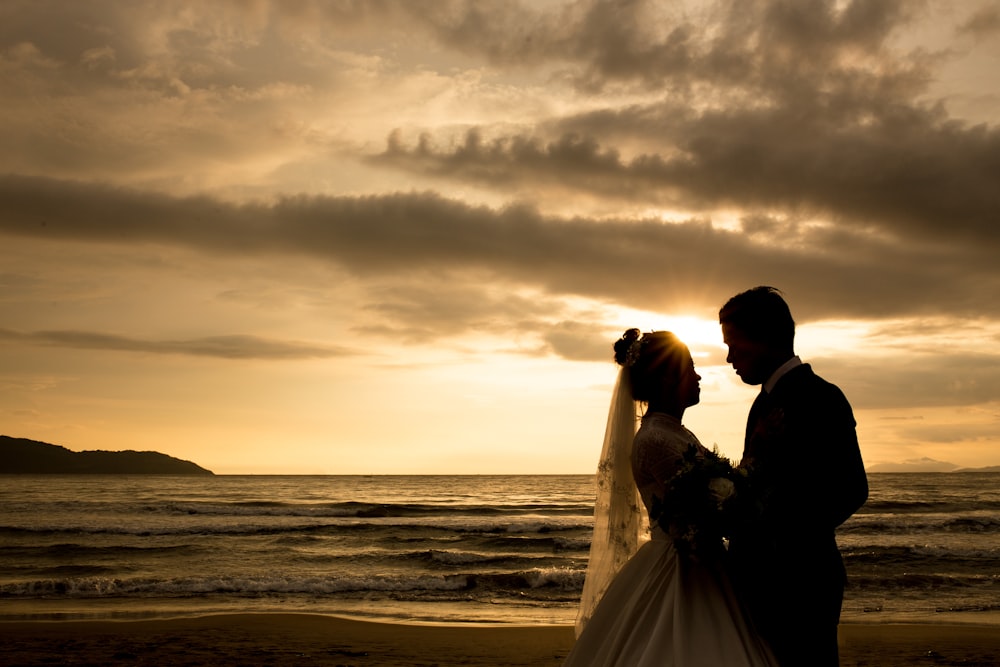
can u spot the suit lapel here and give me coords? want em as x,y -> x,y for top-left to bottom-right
743,364 -> 812,464
743,389 -> 769,462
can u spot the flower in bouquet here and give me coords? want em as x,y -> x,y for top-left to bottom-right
649,444 -> 740,559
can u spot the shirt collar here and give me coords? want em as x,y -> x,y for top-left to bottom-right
763,355 -> 802,393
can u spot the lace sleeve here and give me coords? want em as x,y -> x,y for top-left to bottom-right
632,432 -> 686,497
631,418 -> 706,542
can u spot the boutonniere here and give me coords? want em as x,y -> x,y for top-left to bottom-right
753,406 -> 786,439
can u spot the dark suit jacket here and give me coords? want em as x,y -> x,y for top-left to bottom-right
728,364 -> 868,650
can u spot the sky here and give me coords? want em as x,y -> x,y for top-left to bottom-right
1,0 -> 999,474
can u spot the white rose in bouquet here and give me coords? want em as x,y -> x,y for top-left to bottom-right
708,476 -> 735,505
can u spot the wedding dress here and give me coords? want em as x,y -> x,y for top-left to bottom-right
565,411 -> 778,667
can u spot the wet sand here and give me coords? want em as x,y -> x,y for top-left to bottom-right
1,614 -> 998,666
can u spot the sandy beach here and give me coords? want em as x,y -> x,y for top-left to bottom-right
1,614 -> 998,666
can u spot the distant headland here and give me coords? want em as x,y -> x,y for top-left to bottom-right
866,456 -> 1000,473
0,435 -> 214,475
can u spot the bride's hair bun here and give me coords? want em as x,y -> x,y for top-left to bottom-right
613,328 -> 690,402
613,328 -> 642,366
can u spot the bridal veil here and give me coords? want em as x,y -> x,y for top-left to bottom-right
575,367 -> 647,636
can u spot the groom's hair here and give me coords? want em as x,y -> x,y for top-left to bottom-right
719,286 -> 795,348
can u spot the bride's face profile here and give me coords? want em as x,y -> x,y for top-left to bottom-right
645,345 -> 700,416
677,355 -> 701,408
625,331 -> 700,417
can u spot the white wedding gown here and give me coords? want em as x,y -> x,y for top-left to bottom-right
564,413 -> 777,667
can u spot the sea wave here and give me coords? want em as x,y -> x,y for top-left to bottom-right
151,501 -> 593,518
839,514 -> 1000,535
0,567 -> 586,600
860,499 -> 1000,514
847,571 -> 999,593
3,473 -> 997,624
0,517 -> 594,538
842,544 -> 1000,576
0,542 -> 199,558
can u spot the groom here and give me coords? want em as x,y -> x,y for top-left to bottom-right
719,286 -> 868,666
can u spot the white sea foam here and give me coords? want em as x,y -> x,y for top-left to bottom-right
1,473 -> 998,624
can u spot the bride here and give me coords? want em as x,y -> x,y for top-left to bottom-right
564,329 -> 777,666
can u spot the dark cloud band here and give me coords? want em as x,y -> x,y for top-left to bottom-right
0,328 -> 350,360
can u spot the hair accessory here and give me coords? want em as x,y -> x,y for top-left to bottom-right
624,336 -> 643,368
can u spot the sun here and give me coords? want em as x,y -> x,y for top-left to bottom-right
609,309 -> 725,359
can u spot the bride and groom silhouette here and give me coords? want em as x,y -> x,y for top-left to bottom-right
565,286 -> 869,667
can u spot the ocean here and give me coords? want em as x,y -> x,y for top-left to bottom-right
1,473 -> 997,625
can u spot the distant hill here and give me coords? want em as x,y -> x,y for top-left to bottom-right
867,457 -> 957,473
0,435 -> 214,475
867,457 -> 1000,473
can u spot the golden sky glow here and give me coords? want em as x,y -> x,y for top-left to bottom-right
2,0 -> 999,473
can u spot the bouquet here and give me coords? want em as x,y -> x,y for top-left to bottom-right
649,444 -> 744,559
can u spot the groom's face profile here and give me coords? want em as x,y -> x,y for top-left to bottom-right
722,324 -> 771,386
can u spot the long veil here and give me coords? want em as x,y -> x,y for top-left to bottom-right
574,367 -> 647,636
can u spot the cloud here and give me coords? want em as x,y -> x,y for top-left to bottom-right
1,0 -> 997,470
374,101 -> 1000,251
956,4 -> 1000,39
6,0 -> 992,223
2,174 -> 998,326
387,0 -> 919,95
895,422 -> 1000,445
814,352 -> 1000,409
357,281 -> 569,344
543,320 -> 620,362
0,328 -> 351,360
0,1 -> 399,188
361,0 -> 999,264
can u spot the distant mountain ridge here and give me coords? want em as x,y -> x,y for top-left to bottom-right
866,456 -> 1000,473
0,435 -> 214,475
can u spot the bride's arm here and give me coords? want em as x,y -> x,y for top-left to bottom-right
631,434 -> 685,505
